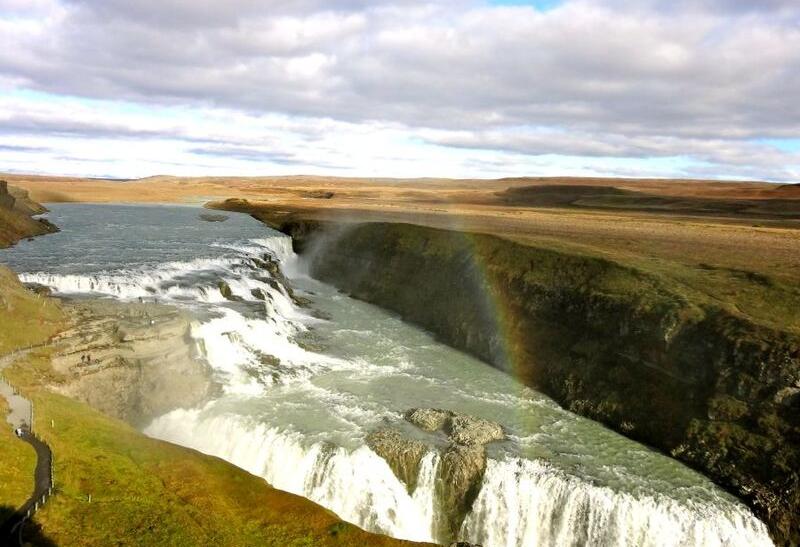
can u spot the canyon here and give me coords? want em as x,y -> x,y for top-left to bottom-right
2,173 -> 799,545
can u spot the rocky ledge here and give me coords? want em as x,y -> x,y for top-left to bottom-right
368,408 -> 505,542
47,299 -> 215,427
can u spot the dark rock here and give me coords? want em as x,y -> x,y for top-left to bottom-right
199,213 -> 229,222
437,444 -> 487,540
218,281 -> 233,299
371,409 -> 505,541
300,190 -> 335,199
404,408 -> 506,447
367,423 -> 490,542
24,283 -> 52,297
448,415 -> 504,446
260,254 -> 282,276
250,288 -> 266,301
0,181 -> 58,248
217,281 -> 243,302
292,294 -> 313,307
405,408 -> 451,432
252,253 -> 313,309
366,429 -> 428,492
0,180 -> 14,209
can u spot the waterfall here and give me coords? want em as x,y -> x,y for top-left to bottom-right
145,410 -> 439,543
145,409 -> 773,547
461,458 -> 772,547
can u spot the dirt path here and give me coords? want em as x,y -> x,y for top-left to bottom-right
0,350 -> 32,429
0,350 -> 54,546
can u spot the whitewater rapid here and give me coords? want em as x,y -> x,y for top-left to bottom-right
5,204 -> 774,547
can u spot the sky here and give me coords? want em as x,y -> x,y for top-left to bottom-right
0,0 -> 798,181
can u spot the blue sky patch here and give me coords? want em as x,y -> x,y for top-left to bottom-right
757,138 -> 800,153
488,0 -> 562,10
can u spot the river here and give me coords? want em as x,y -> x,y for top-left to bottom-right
1,203 -> 774,546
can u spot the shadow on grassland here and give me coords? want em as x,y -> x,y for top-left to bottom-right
0,505 -> 59,547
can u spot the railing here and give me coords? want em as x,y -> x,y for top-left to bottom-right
0,345 -> 56,546
9,428 -> 55,546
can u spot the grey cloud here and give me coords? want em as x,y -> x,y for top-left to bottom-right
425,129 -> 800,168
1,0 -> 799,179
0,114 -> 169,139
0,143 -> 53,153
188,144 -> 348,170
188,144 -> 300,164
0,112 -> 300,148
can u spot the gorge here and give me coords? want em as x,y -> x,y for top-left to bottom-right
227,207 -> 799,545
2,202 -> 782,546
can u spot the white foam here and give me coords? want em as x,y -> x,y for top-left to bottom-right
146,409 -> 773,547
461,457 -> 772,547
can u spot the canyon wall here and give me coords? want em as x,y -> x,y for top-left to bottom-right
266,217 -> 799,545
0,180 -> 57,248
49,300 -> 215,427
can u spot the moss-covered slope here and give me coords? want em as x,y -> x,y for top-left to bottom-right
270,218 -> 799,545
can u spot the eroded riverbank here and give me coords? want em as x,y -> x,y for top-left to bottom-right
41,298 -> 214,426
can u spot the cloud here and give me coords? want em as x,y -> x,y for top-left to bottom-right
0,0 -> 798,180
187,144 -> 348,169
424,128 -> 800,167
0,143 -> 52,153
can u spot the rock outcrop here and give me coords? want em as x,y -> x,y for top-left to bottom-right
368,409 -> 506,542
366,429 -> 428,492
0,180 -> 58,248
253,216 -> 800,545
438,444 -> 487,539
405,408 -> 451,432
49,299 -> 214,426
405,408 -> 504,446
199,212 -> 228,222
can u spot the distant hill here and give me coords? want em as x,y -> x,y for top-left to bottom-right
496,183 -> 800,218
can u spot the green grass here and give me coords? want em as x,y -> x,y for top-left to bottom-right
492,226 -> 800,334
7,388 -> 420,546
0,266 -> 65,354
0,267 -> 58,526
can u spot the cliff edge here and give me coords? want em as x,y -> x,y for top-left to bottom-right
0,180 -> 58,248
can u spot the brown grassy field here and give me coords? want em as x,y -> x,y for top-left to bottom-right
6,172 -> 800,332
